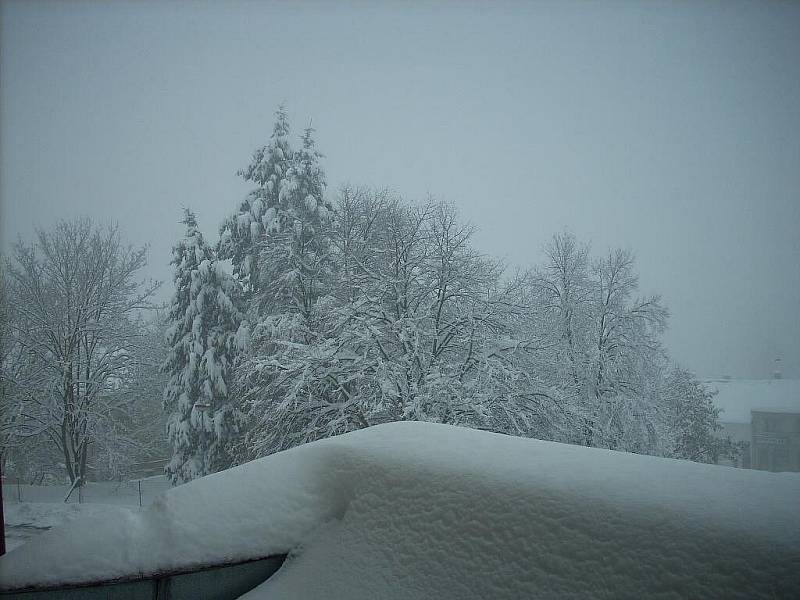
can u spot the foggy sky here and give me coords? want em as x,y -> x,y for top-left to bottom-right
2,0 -> 799,379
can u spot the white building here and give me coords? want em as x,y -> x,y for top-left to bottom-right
708,378 -> 800,471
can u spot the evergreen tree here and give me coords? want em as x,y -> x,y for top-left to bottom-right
236,122 -> 337,458
256,123 -> 332,316
163,209 -> 245,484
218,106 -> 293,295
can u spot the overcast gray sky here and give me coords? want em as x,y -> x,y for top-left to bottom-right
2,0 -> 799,379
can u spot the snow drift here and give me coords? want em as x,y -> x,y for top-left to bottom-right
1,422 -> 798,598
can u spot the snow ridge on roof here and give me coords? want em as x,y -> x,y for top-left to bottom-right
1,422 -> 798,598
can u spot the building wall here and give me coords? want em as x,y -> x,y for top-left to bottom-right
750,411 -> 800,473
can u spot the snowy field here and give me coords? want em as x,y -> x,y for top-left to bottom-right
2,422 -> 798,598
4,503 -> 137,553
2,476 -> 170,551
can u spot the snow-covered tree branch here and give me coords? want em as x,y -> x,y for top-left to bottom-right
2,218 -> 160,483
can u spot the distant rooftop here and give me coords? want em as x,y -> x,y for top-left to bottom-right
706,378 -> 800,424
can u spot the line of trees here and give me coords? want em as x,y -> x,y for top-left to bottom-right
158,108 -> 734,483
1,108 -> 734,486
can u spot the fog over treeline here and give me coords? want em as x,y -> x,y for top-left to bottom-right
1,0 -> 798,382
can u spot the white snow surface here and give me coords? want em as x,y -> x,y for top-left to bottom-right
1,422 -> 799,598
3,503 -> 135,552
709,378 -> 800,423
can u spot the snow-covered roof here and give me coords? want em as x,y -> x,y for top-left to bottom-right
2,422 -> 799,598
707,378 -> 800,424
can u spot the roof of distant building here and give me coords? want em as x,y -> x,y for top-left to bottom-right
706,378 -> 800,424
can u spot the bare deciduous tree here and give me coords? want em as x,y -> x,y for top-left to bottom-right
3,218 -> 158,483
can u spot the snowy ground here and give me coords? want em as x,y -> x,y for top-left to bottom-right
4,503 -> 137,552
2,423 -> 799,598
2,475 -> 170,551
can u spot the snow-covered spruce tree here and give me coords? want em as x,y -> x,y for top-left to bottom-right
255,123 -> 333,316
218,107 -> 293,296
236,122 -> 337,457
162,210 -> 245,484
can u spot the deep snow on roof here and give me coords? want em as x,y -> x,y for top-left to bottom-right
708,378 -> 800,423
1,422 -> 799,598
